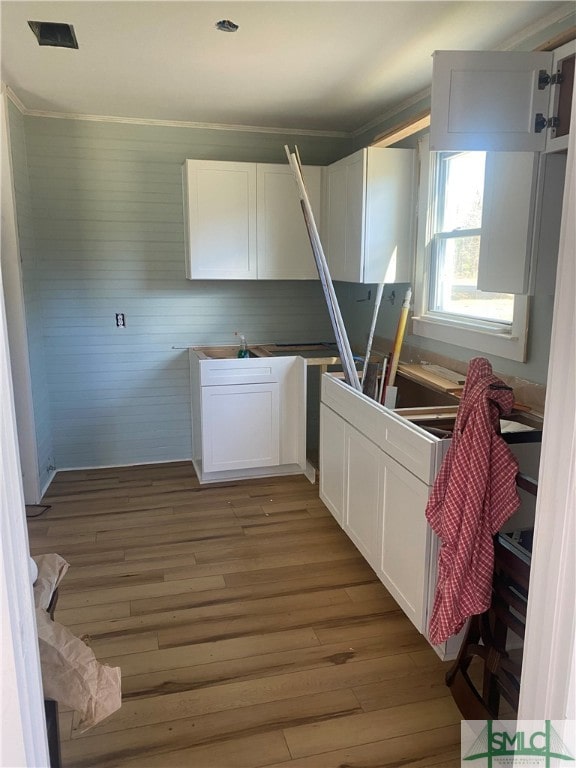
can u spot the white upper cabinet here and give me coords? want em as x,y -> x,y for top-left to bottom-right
430,43 -> 575,153
183,160 -> 258,280
183,159 -> 320,280
256,164 -> 321,280
322,147 -> 416,284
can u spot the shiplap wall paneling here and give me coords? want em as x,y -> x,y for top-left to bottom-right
22,117 -> 339,468
8,104 -> 54,489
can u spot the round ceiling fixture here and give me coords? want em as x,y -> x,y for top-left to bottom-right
215,19 -> 239,32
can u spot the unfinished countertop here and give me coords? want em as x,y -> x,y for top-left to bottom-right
191,343 -> 343,366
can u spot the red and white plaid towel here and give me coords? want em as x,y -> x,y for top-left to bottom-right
426,357 -> 520,645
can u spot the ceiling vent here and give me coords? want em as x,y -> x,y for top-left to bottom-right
28,21 -> 79,49
215,19 -> 239,32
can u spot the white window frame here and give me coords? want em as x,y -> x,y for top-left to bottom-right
412,134 -> 529,362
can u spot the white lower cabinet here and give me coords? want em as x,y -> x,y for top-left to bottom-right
319,374 -> 454,658
378,455 -> 429,632
201,383 -> 279,472
319,403 -> 346,526
344,426 -> 382,571
190,351 -> 308,484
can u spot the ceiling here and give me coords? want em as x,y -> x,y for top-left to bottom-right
1,1 -> 574,135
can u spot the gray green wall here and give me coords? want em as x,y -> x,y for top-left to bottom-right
336,281 -> 555,384
17,114 -> 350,469
8,101 -> 55,488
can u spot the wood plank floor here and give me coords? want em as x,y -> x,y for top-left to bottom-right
28,462 -> 462,768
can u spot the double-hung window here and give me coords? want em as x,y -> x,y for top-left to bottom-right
412,135 -> 531,362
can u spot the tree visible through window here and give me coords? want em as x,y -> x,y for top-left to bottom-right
429,151 -> 514,325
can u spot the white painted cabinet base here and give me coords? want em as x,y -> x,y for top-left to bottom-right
319,374 -> 461,660
201,383 -> 280,472
320,375 -> 540,661
319,403 -> 346,525
190,351 -> 313,485
378,454 -> 430,633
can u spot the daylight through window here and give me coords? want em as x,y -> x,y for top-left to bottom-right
429,151 -> 515,325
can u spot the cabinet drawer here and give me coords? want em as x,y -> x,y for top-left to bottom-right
322,374 -> 443,484
200,359 -> 278,386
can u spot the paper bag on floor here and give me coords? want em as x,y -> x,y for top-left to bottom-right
36,608 -> 122,733
33,553 -> 69,610
32,553 -> 121,733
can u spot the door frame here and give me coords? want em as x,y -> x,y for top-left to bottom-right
1,86 -> 41,504
518,79 -> 576,719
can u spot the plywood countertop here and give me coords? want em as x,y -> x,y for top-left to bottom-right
396,363 -> 465,394
397,362 -> 543,422
191,344 -> 346,366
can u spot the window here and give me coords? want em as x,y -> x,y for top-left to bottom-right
429,151 -> 515,326
412,135 -> 530,362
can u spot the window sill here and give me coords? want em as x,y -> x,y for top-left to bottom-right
412,311 -> 528,362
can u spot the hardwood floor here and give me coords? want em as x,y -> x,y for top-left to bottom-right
28,462 -> 462,767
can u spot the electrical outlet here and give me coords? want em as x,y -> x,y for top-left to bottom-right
116,313 -> 125,328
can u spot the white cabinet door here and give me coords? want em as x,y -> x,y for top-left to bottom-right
546,41 -> 575,153
324,151 -> 364,282
202,383 -> 279,472
378,453 -> 430,633
430,50 -> 554,152
323,147 -> 415,283
319,404 -> 346,526
478,151 -> 539,294
530,152 -> 567,295
344,425 -> 382,571
257,164 -> 321,279
183,160 -> 257,279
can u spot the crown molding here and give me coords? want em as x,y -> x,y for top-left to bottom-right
2,93 -> 350,139
5,87 -> 27,114
499,6 -> 576,52
351,87 -> 431,139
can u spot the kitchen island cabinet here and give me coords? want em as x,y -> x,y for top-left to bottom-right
320,373 -> 541,660
189,349 -> 310,484
319,374 -> 447,649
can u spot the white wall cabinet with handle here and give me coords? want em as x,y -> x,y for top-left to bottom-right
322,147 -> 416,284
430,41 -> 575,153
183,160 -> 321,280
